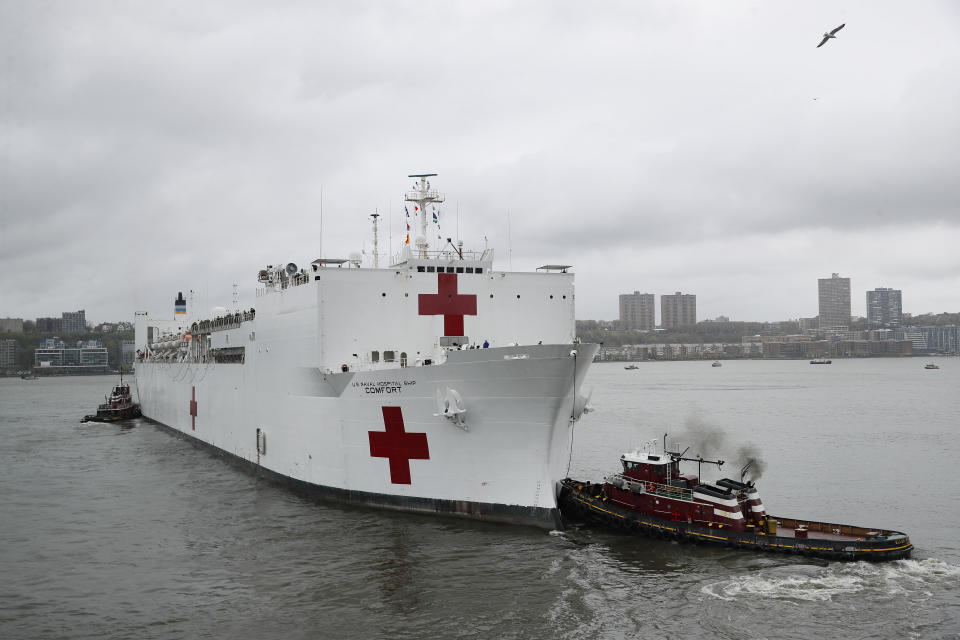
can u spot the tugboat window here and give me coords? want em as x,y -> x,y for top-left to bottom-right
400,352 -> 407,367
384,351 -> 395,362
371,351 -> 380,362
417,266 -> 425,272
456,267 -> 464,273
465,267 -> 474,273
446,267 -> 455,273
427,266 -> 435,273
476,268 -> 483,274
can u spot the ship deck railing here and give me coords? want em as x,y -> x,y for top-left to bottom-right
609,474 -> 695,502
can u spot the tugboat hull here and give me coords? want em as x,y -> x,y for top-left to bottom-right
560,481 -> 913,562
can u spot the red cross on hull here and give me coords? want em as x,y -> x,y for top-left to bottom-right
190,386 -> 197,430
369,406 -> 430,484
418,272 -> 477,337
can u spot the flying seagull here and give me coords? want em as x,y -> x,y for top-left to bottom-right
817,23 -> 845,48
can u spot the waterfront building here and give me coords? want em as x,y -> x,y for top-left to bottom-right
798,317 -> 819,334
0,318 -> 24,333
34,339 -> 108,372
918,325 -> 960,354
121,339 -> 136,365
818,273 -> 850,330
0,339 -> 17,368
661,292 -> 696,328
35,317 -> 62,333
619,292 -> 655,330
867,288 -> 902,328
902,328 -> 927,353
62,310 -> 87,334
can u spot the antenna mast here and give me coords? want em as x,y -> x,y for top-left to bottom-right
405,173 -> 444,258
370,211 -> 380,268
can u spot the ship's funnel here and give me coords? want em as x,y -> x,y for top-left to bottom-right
175,292 -> 187,317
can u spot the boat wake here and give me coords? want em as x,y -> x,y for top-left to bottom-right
701,558 -> 960,603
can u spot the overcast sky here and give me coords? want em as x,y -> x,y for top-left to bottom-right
2,0 -> 958,326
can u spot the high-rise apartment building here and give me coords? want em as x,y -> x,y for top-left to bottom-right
866,288 -> 902,328
62,310 -> 86,334
0,339 -> 17,368
619,292 -> 655,330
0,318 -> 24,333
661,292 -> 696,328
35,317 -> 62,333
818,273 -> 851,330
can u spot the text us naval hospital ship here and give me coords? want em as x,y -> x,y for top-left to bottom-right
134,175 -> 597,528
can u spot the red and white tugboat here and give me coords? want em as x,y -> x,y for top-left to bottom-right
83,377 -> 142,423
560,437 -> 912,561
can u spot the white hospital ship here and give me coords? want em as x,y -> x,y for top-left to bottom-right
134,175 -> 597,528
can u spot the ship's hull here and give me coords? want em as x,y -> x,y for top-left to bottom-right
135,343 -> 597,528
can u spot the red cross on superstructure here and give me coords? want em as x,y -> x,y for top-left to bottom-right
368,406 -> 430,484
190,386 -> 197,430
418,272 -> 477,336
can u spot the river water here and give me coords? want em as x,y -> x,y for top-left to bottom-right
2,359 -> 958,639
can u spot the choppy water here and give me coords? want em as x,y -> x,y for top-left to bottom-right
2,359 -> 959,639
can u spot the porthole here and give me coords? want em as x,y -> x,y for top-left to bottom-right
381,293 -> 386,297
516,295 -> 520,299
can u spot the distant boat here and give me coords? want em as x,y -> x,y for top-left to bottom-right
20,373 -> 39,380
810,358 -> 832,365
624,364 -> 639,370
711,361 -> 722,367
924,363 -> 940,370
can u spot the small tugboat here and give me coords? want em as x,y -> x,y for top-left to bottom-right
924,362 -> 940,370
20,373 -> 39,380
82,377 -> 142,422
711,361 -> 722,367
624,364 -> 639,370
810,357 -> 832,364
560,438 -> 912,561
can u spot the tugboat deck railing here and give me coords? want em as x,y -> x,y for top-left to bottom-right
610,474 -> 695,502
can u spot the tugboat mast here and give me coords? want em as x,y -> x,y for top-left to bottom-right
405,173 -> 444,258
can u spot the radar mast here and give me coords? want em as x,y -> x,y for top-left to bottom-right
405,173 -> 444,258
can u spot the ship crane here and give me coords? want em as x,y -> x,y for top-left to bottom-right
405,173 -> 444,258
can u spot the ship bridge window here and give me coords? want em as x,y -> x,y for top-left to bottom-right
384,350 -> 395,363
371,351 -> 380,362
456,267 -> 464,273
465,267 -> 474,273
417,266 -> 425,273
427,266 -> 435,273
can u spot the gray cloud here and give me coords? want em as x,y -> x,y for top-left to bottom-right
2,1 -> 958,323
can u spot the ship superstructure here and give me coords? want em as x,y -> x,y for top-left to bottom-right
134,175 -> 596,527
